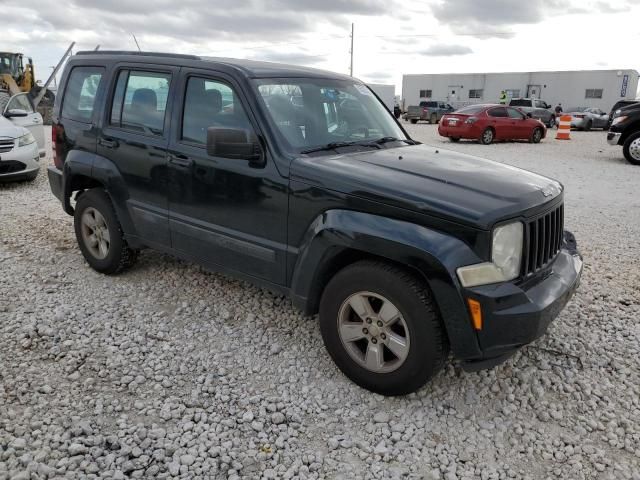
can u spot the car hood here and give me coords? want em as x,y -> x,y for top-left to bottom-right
291,144 -> 563,229
0,115 -> 26,139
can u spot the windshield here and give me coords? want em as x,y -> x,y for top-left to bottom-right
253,78 -> 407,152
455,105 -> 486,114
567,107 -> 587,112
509,99 -> 532,107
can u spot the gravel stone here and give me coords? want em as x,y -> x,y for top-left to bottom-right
0,126 -> 639,479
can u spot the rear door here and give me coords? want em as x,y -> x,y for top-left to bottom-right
97,64 -> 179,248
486,107 -> 512,139
4,93 -> 45,155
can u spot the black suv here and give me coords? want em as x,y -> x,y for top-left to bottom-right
608,103 -> 640,165
48,51 -> 583,395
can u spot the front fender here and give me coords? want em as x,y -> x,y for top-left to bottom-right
290,209 -> 484,359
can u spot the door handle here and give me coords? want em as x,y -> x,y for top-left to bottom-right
169,154 -> 194,168
98,137 -> 119,149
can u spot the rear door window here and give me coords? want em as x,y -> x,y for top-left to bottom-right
488,107 -> 508,117
110,70 -> 171,136
61,66 -> 104,123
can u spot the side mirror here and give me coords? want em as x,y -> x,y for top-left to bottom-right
526,112 -> 533,118
206,127 -> 264,167
4,108 -> 29,118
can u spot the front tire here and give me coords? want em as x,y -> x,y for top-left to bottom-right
74,188 -> 138,274
410,119 -> 418,124
319,261 -> 449,396
531,127 -> 543,144
480,127 -> 494,145
623,131 -> 640,165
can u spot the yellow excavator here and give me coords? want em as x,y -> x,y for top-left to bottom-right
0,44 -> 74,112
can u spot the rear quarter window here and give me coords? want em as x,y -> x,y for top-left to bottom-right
61,66 -> 105,123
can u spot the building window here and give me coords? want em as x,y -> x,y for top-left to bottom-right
468,89 -> 483,99
419,89 -> 432,98
505,89 -> 520,98
585,89 -> 603,99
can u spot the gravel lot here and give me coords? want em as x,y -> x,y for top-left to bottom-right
1,125 -> 639,479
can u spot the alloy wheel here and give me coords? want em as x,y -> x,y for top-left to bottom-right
337,291 -> 410,373
80,207 -> 110,259
630,138 -> 640,161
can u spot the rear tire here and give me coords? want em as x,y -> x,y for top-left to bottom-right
319,260 -> 449,396
480,127 -> 494,145
622,131 -> 640,165
74,188 -> 138,274
410,119 -> 418,124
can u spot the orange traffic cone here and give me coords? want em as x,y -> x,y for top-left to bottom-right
556,115 -> 571,140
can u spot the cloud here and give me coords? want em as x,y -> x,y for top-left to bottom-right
418,44 -> 473,56
431,0 -> 547,28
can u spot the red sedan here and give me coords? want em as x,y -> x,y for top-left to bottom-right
438,104 -> 546,145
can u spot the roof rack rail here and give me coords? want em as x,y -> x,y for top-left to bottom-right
75,50 -> 200,60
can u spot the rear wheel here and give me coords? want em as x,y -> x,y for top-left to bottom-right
531,127 -> 543,144
319,261 -> 449,396
74,188 -> 138,274
410,119 -> 418,124
623,131 -> 640,165
480,127 -> 494,145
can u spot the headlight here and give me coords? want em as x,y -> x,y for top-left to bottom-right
17,132 -> 36,147
611,116 -> 627,126
457,221 -> 523,287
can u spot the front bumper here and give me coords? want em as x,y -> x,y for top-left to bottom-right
0,142 -> 40,182
460,231 -> 583,371
607,131 -> 622,146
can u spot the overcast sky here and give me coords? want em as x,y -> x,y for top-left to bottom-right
4,0 -> 640,96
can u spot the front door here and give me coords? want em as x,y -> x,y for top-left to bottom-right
4,93 -> 45,154
506,107 -> 531,138
97,65 -> 179,248
167,69 -> 288,285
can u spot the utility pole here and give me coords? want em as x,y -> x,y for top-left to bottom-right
349,23 -> 354,77
132,34 -> 141,52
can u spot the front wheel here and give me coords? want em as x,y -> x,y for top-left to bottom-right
74,188 -> 138,274
319,261 -> 449,396
410,119 -> 418,124
623,131 -> 640,165
531,127 -> 543,144
480,127 -> 494,145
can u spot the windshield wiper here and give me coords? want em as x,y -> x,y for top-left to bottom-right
300,141 -> 380,154
368,136 -> 417,146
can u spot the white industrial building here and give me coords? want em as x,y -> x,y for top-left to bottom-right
368,83 -> 395,112
402,69 -> 639,111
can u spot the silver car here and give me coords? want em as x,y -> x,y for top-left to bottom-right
556,107 -> 609,131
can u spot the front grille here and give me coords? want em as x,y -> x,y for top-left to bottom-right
522,203 -> 564,276
0,139 -> 14,153
0,160 -> 26,174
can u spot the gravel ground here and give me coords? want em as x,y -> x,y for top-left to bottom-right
1,126 -> 639,479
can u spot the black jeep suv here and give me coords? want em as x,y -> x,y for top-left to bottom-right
608,102 -> 640,165
48,51 -> 583,395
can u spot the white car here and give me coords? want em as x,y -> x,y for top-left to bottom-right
0,92 -> 44,182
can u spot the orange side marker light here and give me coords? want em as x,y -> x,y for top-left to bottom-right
467,298 -> 483,330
